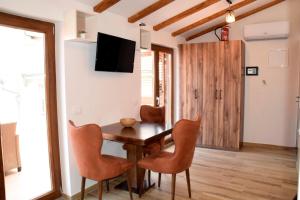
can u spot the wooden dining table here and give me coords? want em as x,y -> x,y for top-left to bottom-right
101,121 -> 172,193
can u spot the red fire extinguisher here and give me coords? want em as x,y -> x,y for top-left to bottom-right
215,26 -> 230,41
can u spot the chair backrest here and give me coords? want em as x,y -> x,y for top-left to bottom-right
172,116 -> 201,170
140,105 -> 165,123
68,120 -> 103,178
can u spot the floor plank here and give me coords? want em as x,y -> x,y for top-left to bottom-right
58,146 -> 298,200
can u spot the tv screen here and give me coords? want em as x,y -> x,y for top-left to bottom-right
95,32 -> 136,73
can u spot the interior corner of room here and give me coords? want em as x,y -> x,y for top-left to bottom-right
0,0 -> 300,200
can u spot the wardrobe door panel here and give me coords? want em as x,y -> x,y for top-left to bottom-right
200,42 -> 218,147
179,44 -> 199,120
215,42 -> 225,148
222,41 -> 243,150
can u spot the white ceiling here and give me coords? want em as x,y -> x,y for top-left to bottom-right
76,0 -> 278,39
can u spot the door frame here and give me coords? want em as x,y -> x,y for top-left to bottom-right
0,12 -> 61,200
151,44 -> 174,123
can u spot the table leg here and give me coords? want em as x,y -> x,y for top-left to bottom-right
115,143 -> 155,194
126,144 -> 143,188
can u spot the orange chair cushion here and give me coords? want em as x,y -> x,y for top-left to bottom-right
138,151 -> 174,173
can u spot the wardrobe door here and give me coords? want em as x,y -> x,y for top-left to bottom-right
222,41 -> 244,150
199,42 -> 219,147
179,44 -> 199,120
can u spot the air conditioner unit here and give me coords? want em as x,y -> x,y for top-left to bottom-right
244,21 -> 289,41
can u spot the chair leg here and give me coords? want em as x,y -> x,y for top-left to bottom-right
186,169 -> 191,198
171,174 -> 176,200
98,181 -> 103,200
139,169 -> 146,198
158,173 -> 161,188
17,167 -> 22,172
106,180 -> 109,192
148,170 -> 151,187
80,177 -> 86,200
126,170 -> 133,200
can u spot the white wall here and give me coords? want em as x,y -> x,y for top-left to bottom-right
188,1 -> 298,147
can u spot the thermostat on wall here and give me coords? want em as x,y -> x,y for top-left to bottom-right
246,66 -> 259,76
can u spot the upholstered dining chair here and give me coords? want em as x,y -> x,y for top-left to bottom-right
138,117 -> 201,200
140,105 -> 165,186
68,120 -> 134,200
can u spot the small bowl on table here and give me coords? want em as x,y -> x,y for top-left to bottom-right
120,118 -> 136,128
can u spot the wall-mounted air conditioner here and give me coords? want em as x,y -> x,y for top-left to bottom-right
244,21 -> 289,41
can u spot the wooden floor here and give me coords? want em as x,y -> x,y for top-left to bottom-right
59,145 -> 298,200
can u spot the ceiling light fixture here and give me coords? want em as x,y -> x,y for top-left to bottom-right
225,0 -> 235,23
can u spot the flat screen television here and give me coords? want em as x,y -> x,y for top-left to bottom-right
95,32 -> 136,73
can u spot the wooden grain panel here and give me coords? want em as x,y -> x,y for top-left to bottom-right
196,44 -> 203,145
179,44 -> 199,120
128,0 -> 174,23
186,0 -> 284,41
200,42 -> 218,147
215,42 -> 225,148
172,0 -> 255,37
153,0 -> 219,31
93,0 -> 120,13
222,41 -> 243,150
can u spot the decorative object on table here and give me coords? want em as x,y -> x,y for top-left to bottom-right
78,30 -> 86,39
138,116 -> 201,200
120,118 -> 136,128
246,66 -> 259,76
68,120 -> 134,200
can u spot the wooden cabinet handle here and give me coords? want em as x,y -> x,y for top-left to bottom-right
215,90 -> 218,100
219,90 -> 222,100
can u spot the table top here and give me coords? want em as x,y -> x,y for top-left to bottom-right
101,121 -> 172,146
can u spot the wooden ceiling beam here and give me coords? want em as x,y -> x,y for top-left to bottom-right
172,0 -> 256,37
128,0 -> 174,23
153,0 -> 220,31
94,0 -> 120,13
186,0 -> 285,41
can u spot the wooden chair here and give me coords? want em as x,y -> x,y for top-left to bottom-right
0,122 -> 22,173
138,117 -> 201,200
68,120 -> 134,200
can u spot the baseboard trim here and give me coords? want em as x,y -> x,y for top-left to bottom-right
62,183 -> 98,200
243,142 -> 296,150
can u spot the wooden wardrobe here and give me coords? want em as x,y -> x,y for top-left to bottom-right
179,40 -> 245,151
